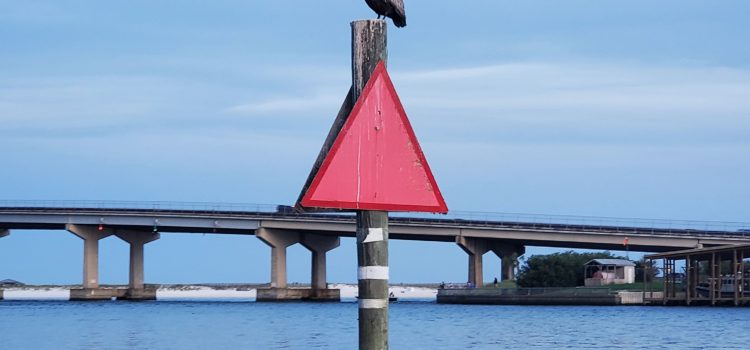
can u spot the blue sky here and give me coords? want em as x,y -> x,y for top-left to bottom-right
1,1 -> 749,284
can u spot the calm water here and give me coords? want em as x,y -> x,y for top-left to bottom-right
1,301 -> 749,349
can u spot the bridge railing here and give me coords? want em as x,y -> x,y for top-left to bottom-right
390,211 -> 750,234
0,200 -> 279,214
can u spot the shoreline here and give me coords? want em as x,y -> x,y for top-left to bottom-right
0,283 -> 438,302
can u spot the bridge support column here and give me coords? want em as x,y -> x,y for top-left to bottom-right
257,228 -> 305,301
115,231 -> 160,300
301,234 -> 341,301
67,224 -> 116,301
493,244 -> 525,282
457,237 -> 525,287
257,228 -> 299,289
457,236 -> 490,288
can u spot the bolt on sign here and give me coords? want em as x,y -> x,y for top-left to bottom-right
299,61 -> 447,213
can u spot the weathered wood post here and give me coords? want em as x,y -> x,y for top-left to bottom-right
352,19 -> 389,350
301,16 -> 443,347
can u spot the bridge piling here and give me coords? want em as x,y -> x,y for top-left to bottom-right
457,236 -> 490,287
115,230 -> 159,300
256,228 -> 341,301
256,228 -> 299,289
458,237 -> 526,286
67,224 -> 115,300
301,234 -> 341,300
492,244 -> 525,282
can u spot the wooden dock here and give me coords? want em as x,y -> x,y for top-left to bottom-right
645,244 -> 750,306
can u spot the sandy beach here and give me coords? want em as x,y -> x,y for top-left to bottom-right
333,284 -> 437,302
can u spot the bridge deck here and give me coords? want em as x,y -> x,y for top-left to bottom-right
1,203 -> 749,252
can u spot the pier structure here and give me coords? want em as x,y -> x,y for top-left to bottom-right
645,244 -> 750,306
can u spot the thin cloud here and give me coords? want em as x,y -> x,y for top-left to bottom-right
3,60 -> 748,147
225,92 -> 342,115
396,62 -> 750,118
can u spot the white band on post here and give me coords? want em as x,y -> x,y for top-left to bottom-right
358,266 -> 389,280
363,228 -> 385,243
359,298 -> 388,309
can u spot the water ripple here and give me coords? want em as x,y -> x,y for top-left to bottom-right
1,302 -> 749,349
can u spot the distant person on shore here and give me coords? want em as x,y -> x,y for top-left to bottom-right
493,277 -> 498,287
439,282 -> 445,289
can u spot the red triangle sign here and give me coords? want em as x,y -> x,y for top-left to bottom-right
301,62 -> 447,213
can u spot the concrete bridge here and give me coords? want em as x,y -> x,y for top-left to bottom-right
1,201 -> 748,300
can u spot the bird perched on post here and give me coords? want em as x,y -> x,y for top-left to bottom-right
365,0 -> 407,28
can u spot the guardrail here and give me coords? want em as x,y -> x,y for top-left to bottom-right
1,200 -> 749,235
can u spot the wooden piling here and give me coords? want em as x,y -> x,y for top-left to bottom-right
351,19 -> 389,350
356,210 -> 389,350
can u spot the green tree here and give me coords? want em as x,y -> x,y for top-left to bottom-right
516,251 -> 624,288
634,258 -> 659,282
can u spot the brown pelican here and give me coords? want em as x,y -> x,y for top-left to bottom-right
365,0 -> 406,28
